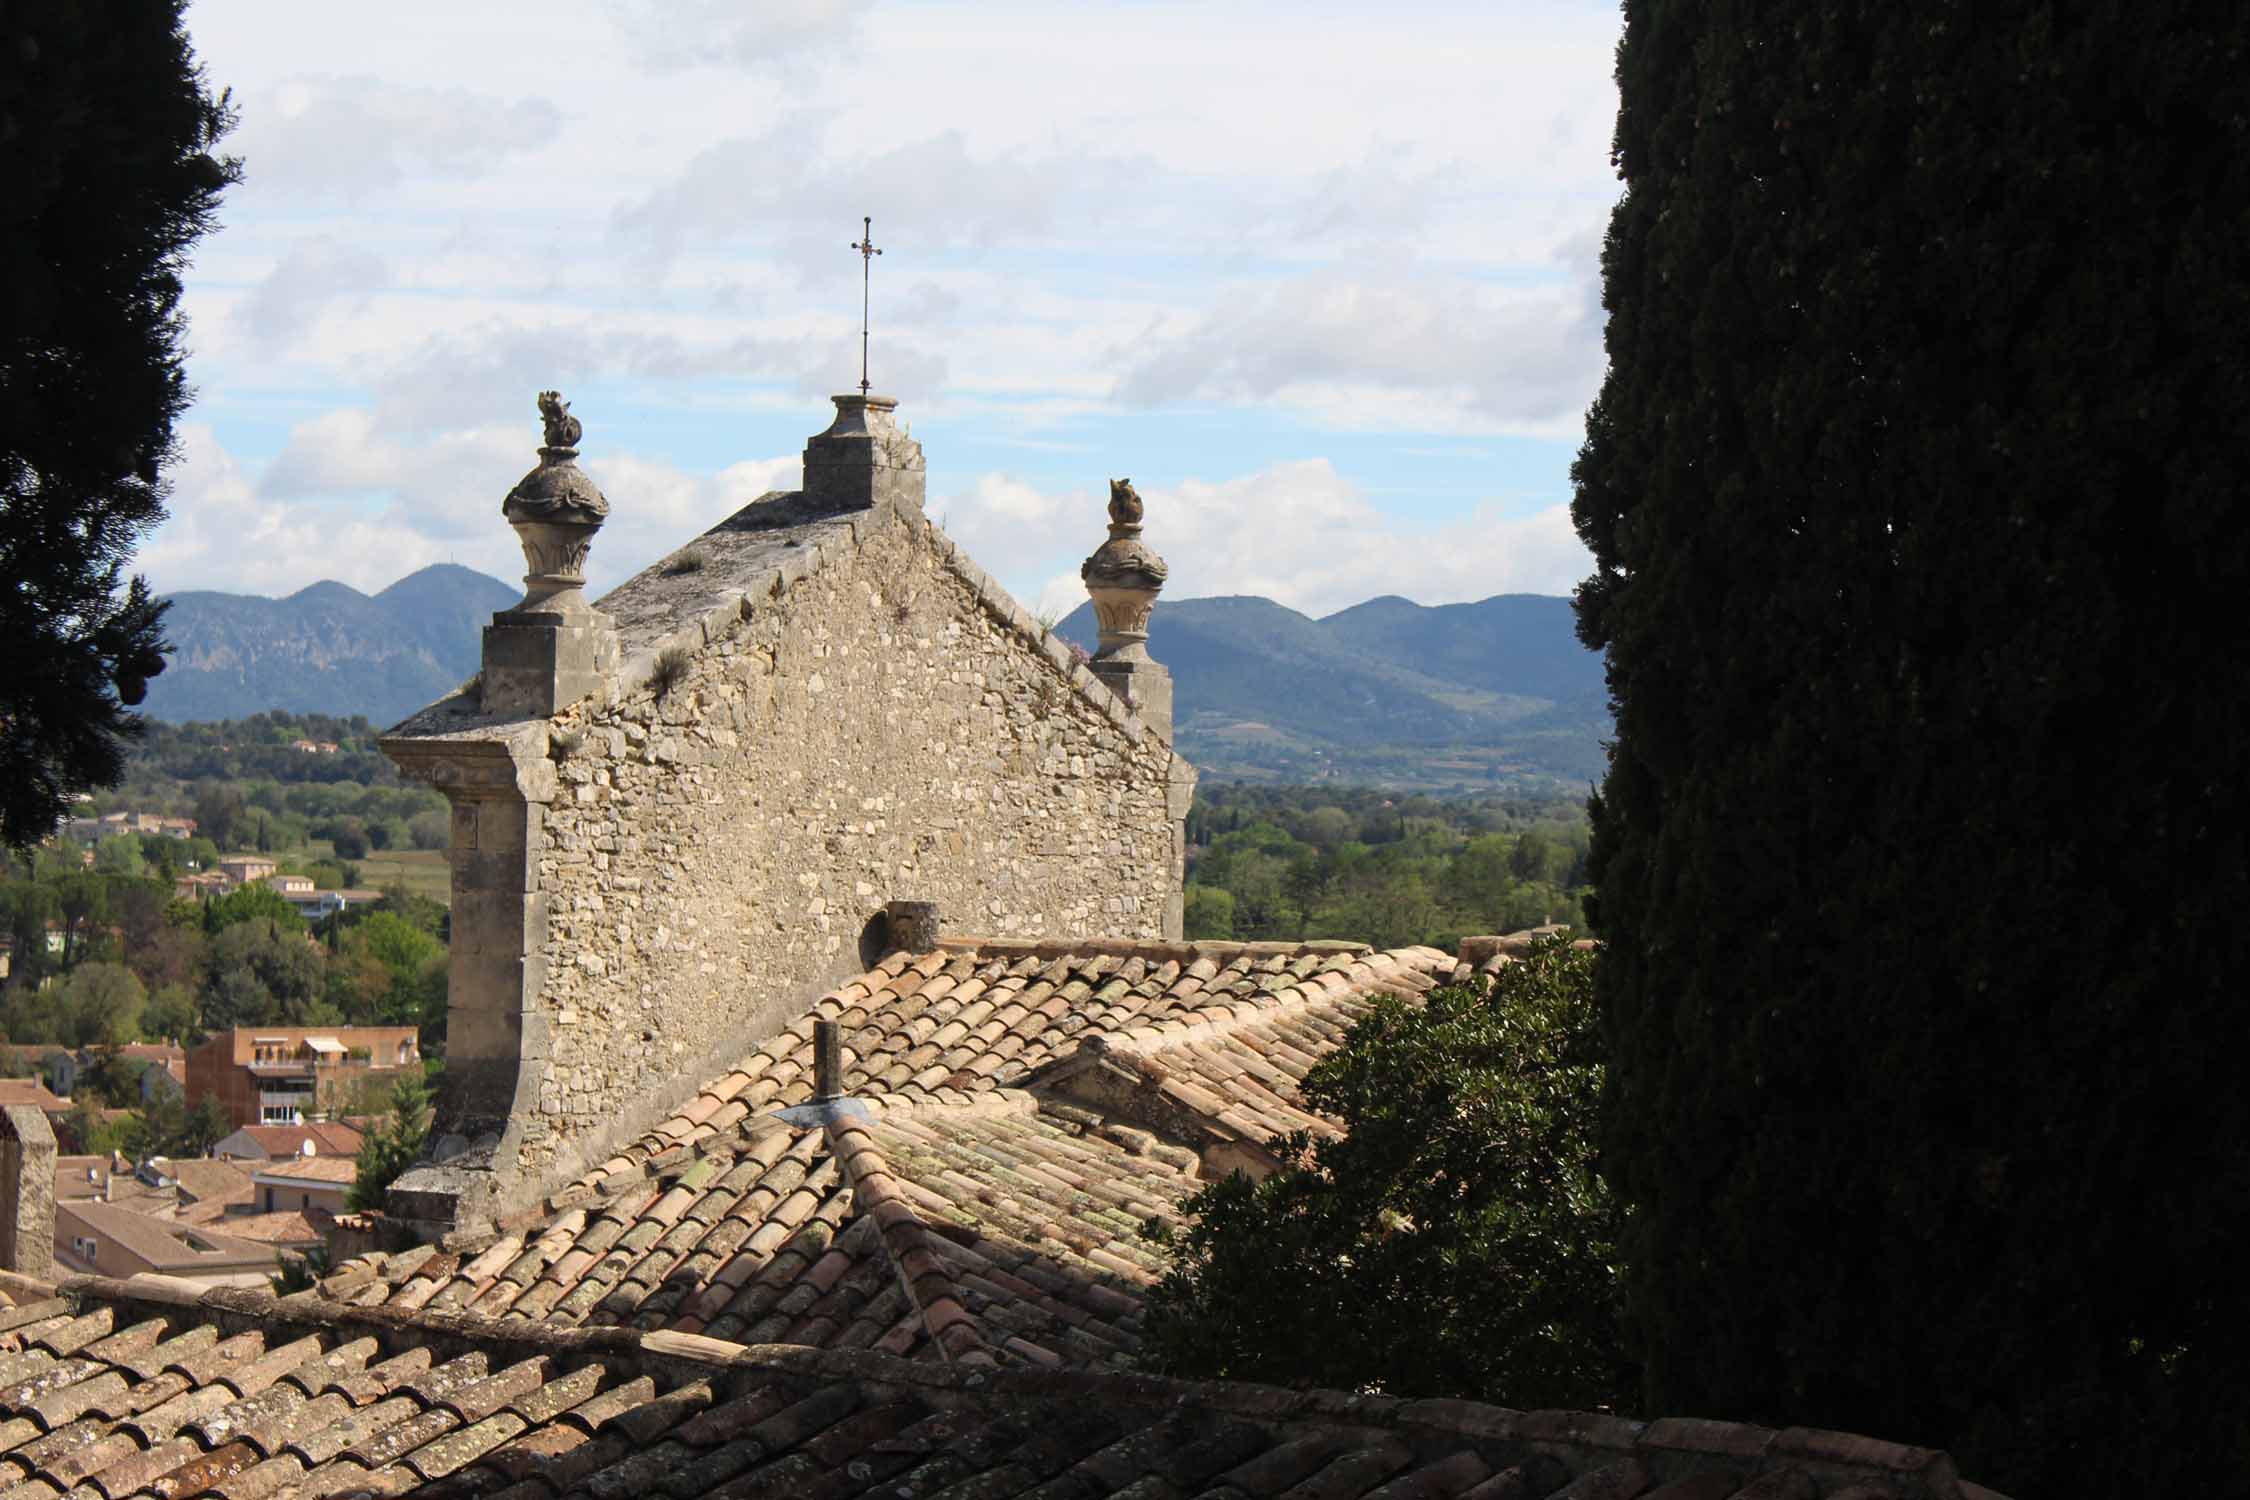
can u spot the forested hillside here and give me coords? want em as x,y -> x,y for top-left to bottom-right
1056,593 -> 1606,789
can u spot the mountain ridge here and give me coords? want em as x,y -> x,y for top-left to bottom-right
144,567 -> 1608,789
145,564 -> 520,725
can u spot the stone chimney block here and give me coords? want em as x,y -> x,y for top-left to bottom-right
803,394 -> 926,516
0,1104 -> 56,1278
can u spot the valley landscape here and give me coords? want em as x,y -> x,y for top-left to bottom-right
153,566 -> 1609,792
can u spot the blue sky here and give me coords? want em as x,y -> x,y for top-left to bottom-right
155,0 -> 1625,619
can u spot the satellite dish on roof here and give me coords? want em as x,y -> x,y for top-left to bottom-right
300,1138 -> 315,1157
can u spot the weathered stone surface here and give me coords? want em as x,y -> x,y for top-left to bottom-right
0,1104 -> 57,1277
385,414 -> 1192,1231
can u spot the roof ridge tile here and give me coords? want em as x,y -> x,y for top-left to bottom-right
823,1117 -> 996,1369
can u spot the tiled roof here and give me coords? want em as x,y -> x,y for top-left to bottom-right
175,1206 -> 330,1248
323,941 -> 1452,1361
578,938 -> 1447,1188
215,1122 -> 365,1160
55,1201 -> 279,1274
0,1272 -> 2000,1500
253,1156 -> 359,1187
168,1159 -> 259,1209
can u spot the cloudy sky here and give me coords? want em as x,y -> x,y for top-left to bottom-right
155,0 -> 1624,620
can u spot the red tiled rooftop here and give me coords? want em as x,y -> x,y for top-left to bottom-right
324,941 -> 1453,1360
0,1270 -> 2002,1499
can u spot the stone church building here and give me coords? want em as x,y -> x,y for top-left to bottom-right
0,391 -> 2002,1499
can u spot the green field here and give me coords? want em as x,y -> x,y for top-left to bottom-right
354,848 -> 450,903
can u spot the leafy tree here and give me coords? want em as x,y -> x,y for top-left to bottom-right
1143,937 -> 1623,1409
348,1064 -> 431,1212
325,817 -> 371,861
202,882 -> 301,934
203,917 -> 322,1028
121,1090 -> 227,1160
1570,4 -> 2250,1493
141,982 -> 197,1045
56,961 -> 144,1045
94,834 -> 147,877
59,1094 -> 126,1156
78,1048 -> 150,1107
1182,885 -> 1236,940
407,809 -> 450,850
191,786 -> 243,852
0,3 -> 238,849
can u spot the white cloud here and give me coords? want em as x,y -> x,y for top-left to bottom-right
611,0 -> 876,70
1113,250 -> 1606,438
146,423 -> 803,602
942,459 -> 1592,621
234,236 -> 392,348
145,425 -> 470,596
228,76 -> 561,196
166,1 -> 1627,606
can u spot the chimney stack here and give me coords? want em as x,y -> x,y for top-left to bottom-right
802,394 -> 925,516
813,1020 -> 843,1102
0,1104 -> 56,1278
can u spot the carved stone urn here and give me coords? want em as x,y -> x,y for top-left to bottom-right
1080,478 -> 1169,664
502,390 -> 611,614
482,391 -> 619,718
1080,478 -> 1173,731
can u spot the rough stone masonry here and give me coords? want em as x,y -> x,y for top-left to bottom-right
382,392 -> 1195,1235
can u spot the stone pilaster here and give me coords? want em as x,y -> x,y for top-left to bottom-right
803,394 -> 925,515
381,724 -> 556,1238
0,1104 -> 56,1278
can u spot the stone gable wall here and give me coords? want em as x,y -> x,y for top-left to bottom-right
516,508 -> 1184,1189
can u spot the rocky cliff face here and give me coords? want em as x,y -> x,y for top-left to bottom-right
145,565 -> 519,723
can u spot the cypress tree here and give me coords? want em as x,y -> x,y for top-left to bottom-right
1572,3 -> 2249,1493
0,4 -> 238,848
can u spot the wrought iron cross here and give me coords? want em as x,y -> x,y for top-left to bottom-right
851,215 -> 882,396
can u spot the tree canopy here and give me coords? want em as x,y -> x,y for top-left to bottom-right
1142,937 -> 1624,1410
0,3 -> 238,848
1571,3 -> 2250,1493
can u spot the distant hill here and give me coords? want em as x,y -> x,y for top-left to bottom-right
144,564 -> 518,724
1056,593 -> 1609,791
144,567 -> 1605,790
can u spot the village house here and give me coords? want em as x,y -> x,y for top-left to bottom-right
248,1152 -> 355,1215
0,391 -> 2007,1498
184,1025 -> 420,1128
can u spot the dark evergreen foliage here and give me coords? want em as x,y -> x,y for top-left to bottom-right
1572,3 -> 2250,1492
1142,938 -> 1625,1409
0,3 -> 238,847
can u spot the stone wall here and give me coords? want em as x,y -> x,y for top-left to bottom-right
386,469 -> 1193,1232
521,506 -> 1184,1191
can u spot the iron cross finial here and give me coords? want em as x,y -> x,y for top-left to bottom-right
851,215 -> 883,397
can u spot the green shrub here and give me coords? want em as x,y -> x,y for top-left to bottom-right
1142,936 -> 1624,1409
